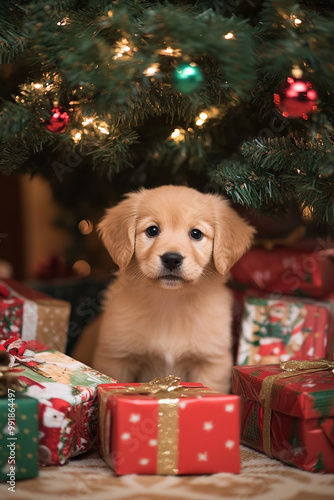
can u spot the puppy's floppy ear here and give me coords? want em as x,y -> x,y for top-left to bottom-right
98,191 -> 141,269
212,196 -> 256,276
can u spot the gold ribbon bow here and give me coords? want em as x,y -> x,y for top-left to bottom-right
0,351 -> 23,396
99,375 -> 216,474
259,359 -> 334,458
116,375 -> 184,395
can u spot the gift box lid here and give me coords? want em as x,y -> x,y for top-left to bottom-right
232,364 -> 334,420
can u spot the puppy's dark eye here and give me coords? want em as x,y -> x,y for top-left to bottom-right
190,229 -> 203,240
146,225 -> 160,237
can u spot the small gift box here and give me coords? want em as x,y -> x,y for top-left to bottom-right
98,376 -> 240,475
230,245 -> 334,298
0,347 -> 39,482
0,279 -> 71,352
237,295 -> 333,365
232,360 -> 334,473
1,338 -> 116,465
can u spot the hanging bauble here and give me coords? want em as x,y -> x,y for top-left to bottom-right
45,107 -> 70,133
172,63 -> 204,94
274,77 -> 318,119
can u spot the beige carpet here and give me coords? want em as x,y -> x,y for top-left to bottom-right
1,446 -> 333,500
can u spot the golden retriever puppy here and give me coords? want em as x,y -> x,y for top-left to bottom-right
76,185 -> 255,392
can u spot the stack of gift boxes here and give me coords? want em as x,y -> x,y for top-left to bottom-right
0,278 -> 241,479
0,248 -> 334,482
229,242 -> 334,473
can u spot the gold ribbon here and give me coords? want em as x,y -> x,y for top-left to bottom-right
259,359 -> 334,458
99,376 -> 216,474
0,351 -> 23,396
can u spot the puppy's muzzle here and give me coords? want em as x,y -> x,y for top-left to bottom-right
161,252 -> 184,271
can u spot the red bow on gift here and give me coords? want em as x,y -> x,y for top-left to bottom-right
0,337 -> 35,366
0,337 -> 50,377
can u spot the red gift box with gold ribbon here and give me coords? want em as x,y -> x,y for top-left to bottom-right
98,377 -> 240,475
232,361 -> 334,473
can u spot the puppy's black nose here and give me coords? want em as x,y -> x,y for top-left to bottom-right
161,252 -> 184,271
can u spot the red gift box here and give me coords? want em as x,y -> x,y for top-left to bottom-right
0,279 -> 71,352
230,245 -> 334,298
98,378 -> 240,475
237,294 -> 333,365
232,362 -> 334,473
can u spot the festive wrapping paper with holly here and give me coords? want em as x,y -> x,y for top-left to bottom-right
1,339 -> 116,466
230,246 -> 334,298
232,362 -> 334,473
237,295 -> 333,366
0,279 -> 71,352
0,395 -> 39,481
98,377 -> 240,475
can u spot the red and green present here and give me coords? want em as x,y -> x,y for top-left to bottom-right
237,295 -> 333,366
98,377 -> 240,475
0,279 -> 71,352
232,361 -> 334,473
1,339 -> 116,466
230,245 -> 334,298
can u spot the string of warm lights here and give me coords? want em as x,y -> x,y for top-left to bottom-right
169,107 -> 220,142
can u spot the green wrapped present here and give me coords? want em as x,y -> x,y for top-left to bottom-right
0,394 -> 39,483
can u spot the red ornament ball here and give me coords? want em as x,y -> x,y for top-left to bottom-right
45,107 -> 70,133
274,77 -> 318,119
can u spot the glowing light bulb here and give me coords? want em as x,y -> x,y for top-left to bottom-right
158,46 -> 182,57
82,118 -> 93,126
144,64 -> 159,76
196,119 -> 204,126
57,17 -> 69,26
199,112 -> 208,120
224,32 -> 234,39
98,122 -> 109,134
170,128 -> 185,141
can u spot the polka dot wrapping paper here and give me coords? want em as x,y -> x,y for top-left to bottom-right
0,279 -> 71,353
98,381 -> 240,475
0,395 -> 39,481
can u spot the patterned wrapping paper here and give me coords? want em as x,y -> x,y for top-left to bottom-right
232,363 -> 334,473
16,341 -> 116,466
230,246 -> 334,298
237,295 -> 333,365
98,379 -> 241,475
0,395 -> 39,481
0,279 -> 71,353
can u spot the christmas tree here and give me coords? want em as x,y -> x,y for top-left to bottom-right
1,0 -> 334,243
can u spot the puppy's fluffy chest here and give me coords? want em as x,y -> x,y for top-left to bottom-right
102,275 -> 232,359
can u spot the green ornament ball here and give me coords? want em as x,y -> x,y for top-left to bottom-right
172,63 -> 204,94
